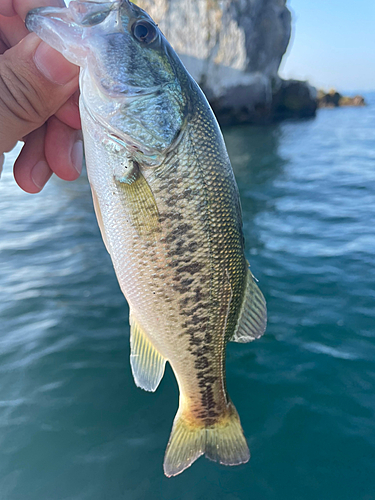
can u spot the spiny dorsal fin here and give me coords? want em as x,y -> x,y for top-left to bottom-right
231,268 -> 267,343
130,314 -> 166,392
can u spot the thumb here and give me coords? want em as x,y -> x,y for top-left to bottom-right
0,33 -> 79,154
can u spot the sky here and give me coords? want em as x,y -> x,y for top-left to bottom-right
280,0 -> 375,92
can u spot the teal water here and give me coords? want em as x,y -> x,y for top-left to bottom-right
0,94 -> 375,500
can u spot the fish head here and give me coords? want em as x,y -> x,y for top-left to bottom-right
26,0 -> 188,159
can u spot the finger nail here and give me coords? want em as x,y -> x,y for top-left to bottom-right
71,139 -> 83,175
34,42 -> 79,85
31,160 -> 52,189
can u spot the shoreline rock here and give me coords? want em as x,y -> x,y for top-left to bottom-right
208,78 -> 317,126
318,89 -> 366,108
136,0 -> 317,125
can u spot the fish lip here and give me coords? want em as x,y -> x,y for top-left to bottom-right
25,6 -> 74,32
26,1 -> 122,29
25,6 -> 87,64
25,2 -> 122,65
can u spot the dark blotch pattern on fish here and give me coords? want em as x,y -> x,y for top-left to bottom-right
130,77 -> 248,424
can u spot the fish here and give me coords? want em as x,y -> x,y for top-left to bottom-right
26,0 -> 267,477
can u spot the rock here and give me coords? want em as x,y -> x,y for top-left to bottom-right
135,0 -> 317,125
318,89 -> 341,108
318,89 -> 366,108
339,95 -> 366,107
271,79 -> 318,121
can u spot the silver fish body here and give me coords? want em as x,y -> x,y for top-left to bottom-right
26,0 -> 267,477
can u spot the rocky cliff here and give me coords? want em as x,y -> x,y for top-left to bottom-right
136,0 -> 317,125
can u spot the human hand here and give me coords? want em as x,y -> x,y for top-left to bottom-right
0,0 -> 82,193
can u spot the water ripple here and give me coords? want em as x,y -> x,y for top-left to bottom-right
0,95 -> 375,499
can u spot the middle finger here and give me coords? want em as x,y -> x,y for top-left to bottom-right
55,91 -> 81,130
14,125 -> 53,193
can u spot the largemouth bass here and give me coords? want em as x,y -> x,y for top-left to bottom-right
26,0 -> 267,477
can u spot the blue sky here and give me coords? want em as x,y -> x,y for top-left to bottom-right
280,0 -> 375,92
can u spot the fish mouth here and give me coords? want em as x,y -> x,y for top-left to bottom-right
25,1 -> 124,66
26,1 -> 155,98
26,5 -> 88,65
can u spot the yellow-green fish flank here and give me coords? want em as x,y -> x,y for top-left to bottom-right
26,0 -> 267,477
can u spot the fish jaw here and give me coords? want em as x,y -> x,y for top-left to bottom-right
25,1 -> 122,67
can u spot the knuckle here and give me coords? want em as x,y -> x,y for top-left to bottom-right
0,60 -> 50,127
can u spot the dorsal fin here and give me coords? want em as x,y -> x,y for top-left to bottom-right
230,268 -> 267,343
130,314 -> 166,392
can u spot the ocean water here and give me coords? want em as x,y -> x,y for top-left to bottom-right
0,94 -> 375,500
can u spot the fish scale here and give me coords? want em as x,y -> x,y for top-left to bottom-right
26,0 -> 267,477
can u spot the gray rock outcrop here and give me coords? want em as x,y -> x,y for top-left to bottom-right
136,0 -> 317,124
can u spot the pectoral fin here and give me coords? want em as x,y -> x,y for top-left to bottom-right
230,268 -> 267,343
115,163 -> 160,237
130,314 -> 166,392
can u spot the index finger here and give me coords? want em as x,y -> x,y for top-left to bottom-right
13,0 -> 65,21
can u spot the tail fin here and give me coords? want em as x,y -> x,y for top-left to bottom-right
163,402 -> 249,477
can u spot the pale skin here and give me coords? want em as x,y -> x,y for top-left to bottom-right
0,0 -> 81,193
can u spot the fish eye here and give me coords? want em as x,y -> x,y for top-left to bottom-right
132,20 -> 157,44
81,10 -> 110,26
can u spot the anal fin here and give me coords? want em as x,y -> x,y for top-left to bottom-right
231,268 -> 267,343
130,314 -> 166,392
